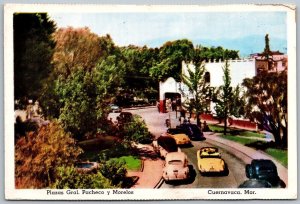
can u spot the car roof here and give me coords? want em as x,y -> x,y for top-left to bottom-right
251,159 -> 277,168
165,152 -> 186,162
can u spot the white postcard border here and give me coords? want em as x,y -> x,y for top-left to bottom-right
4,3 -> 297,200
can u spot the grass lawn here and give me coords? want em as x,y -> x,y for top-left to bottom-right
265,148 -> 288,167
208,124 -> 224,132
78,135 -> 118,161
209,125 -> 264,138
222,135 -> 256,145
221,135 -> 287,167
110,156 -> 142,171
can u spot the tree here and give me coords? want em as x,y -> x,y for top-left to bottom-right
213,61 -> 244,134
180,62 -> 211,126
150,39 -> 194,81
52,27 -> 110,77
14,13 -> 56,104
120,45 -> 159,103
54,51 -> 125,139
55,70 -> 98,139
15,121 -> 83,188
242,70 -> 287,147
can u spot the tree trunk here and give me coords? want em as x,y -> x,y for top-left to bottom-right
224,116 -> 227,135
196,112 -> 201,128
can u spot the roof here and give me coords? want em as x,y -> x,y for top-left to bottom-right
165,152 -> 186,162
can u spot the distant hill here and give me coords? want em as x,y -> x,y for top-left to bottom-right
195,35 -> 287,57
145,35 -> 287,58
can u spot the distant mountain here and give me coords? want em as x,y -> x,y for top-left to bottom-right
195,35 -> 287,57
144,35 -> 287,58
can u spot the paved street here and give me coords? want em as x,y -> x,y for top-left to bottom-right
119,107 -> 287,188
123,107 -> 248,188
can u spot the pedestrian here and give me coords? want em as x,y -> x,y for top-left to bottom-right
172,99 -> 176,111
156,101 -> 160,113
165,119 -> 171,128
180,108 -> 186,119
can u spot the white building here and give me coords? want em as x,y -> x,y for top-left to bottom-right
159,59 -> 257,113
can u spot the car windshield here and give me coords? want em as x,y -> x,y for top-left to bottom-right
168,160 -> 183,165
167,128 -> 184,134
200,148 -> 220,158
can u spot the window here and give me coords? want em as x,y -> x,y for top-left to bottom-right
204,72 -> 210,83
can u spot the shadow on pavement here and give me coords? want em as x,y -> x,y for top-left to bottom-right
122,176 -> 139,188
245,141 -> 287,151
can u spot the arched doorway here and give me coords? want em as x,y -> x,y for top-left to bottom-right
161,92 -> 181,113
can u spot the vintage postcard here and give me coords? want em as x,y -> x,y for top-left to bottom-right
4,4 -> 297,200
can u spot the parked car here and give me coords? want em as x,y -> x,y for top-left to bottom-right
152,135 -> 180,158
75,162 -> 99,173
117,112 -> 133,124
176,123 -> 204,140
197,147 -> 227,175
163,152 -> 190,182
163,128 -> 191,146
109,104 -> 122,113
238,179 -> 272,188
245,159 -> 281,187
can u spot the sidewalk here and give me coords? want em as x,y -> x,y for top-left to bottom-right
204,132 -> 288,186
127,144 -> 164,188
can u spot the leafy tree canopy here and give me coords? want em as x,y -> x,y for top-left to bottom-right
52,27 -> 115,78
180,62 -> 211,125
14,13 -> 56,104
242,70 -> 287,147
150,39 -> 195,81
15,121 -> 83,188
213,61 -> 245,134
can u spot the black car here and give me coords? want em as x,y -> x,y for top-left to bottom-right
176,123 -> 204,140
245,159 -> 282,187
166,128 -> 186,135
238,179 -> 272,188
153,135 -> 179,158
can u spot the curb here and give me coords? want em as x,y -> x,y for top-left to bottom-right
205,133 -> 288,186
123,106 -> 156,111
154,177 -> 164,189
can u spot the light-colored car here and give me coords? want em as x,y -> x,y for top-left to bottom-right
197,147 -> 226,175
75,162 -> 99,173
152,136 -> 180,159
109,104 -> 122,113
162,152 -> 189,182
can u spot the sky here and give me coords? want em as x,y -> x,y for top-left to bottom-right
49,11 -> 287,57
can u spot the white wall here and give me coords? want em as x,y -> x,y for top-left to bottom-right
183,59 -> 256,87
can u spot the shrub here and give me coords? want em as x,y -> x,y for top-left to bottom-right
98,142 -> 131,161
53,166 -> 112,189
15,121 -> 83,188
122,115 -> 152,143
99,159 -> 127,186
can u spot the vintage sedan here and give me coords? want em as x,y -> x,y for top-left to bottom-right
162,152 -> 190,182
163,128 -> 191,146
176,123 -> 204,140
197,147 -> 227,175
109,104 -> 122,113
152,135 -> 180,159
245,159 -> 283,187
